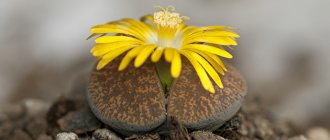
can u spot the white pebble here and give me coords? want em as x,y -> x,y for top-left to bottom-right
92,129 -> 122,140
56,132 -> 79,140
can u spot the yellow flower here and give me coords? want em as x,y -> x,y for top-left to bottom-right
88,6 -> 240,93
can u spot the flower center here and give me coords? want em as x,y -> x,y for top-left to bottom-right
153,6 -> 187,49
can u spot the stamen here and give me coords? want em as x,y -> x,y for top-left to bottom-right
153,6 -> 189,49
153,5 -> 184,28
166,5 -> 175,12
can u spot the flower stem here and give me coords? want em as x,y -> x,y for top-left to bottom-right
155,60 -> 173,97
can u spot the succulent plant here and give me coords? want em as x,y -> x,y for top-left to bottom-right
87,6 -> 247,136
88,56 -> 246,136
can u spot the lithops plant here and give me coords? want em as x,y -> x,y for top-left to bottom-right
87,6 -> 247,136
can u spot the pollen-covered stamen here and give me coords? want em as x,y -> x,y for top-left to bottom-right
153,6 -> 187,49
154,6 -> 182,28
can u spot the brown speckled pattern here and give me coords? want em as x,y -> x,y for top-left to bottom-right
167,58 -> 247,130
88,56 -> 166,132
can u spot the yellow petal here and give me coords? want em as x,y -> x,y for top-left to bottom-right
121,18 -> 154,32
182,26 -> 199,36
204,52 -> 227,71
175,22 -> 187,33
189,50 -> 223,89
118,45 -> 146,71
203,31 -> 239,38
140,14 -> 154,22
209,86 -> 215,93
95,36 -> 140,44
91,40 -> 139,53
86,33 -> 105,40
192,50 -> 225,75
187,31 -> 240,40
95,56 -> 102,60
134,45 -> 157,67
140,14 -> 156,26
91,28 -> 141,39
118,56 -> 133,71
183,26 -> 232,37
91,41 -> 141,56
92,44 -> 123,56
171,50 -> 182,78
184,36 -> 237,46
164,48 -> 175,62
97,46 -> 135,70
91,27 -> 126,34
182,44 -> 233,58
120,18 -> 155,40
92,24 -> 146,40
201,26 -> 234,31
151,47 -> 164,62
92,24 -> 121,29
180,50 -> 214,93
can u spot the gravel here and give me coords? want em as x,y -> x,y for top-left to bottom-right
1,96 -> 328,140
92,128 -> 122,140
56,132 -> 79,140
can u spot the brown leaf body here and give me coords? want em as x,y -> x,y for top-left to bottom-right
88,57 -> 247,136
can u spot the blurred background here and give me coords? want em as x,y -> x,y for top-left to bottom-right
1,0 -> 330,130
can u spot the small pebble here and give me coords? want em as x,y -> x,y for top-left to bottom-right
289,135 -> 309,140
56,132 -> 79,140
254,116 -> 274,139
26,118 -> 48,139
23,99 -> 50,117
46,95 -> 77,127
307,127 -> 330,140
191,131 -> 226,140
92,129 -> 122,140
125,133 -> 160,140
57,107 -> 101,134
